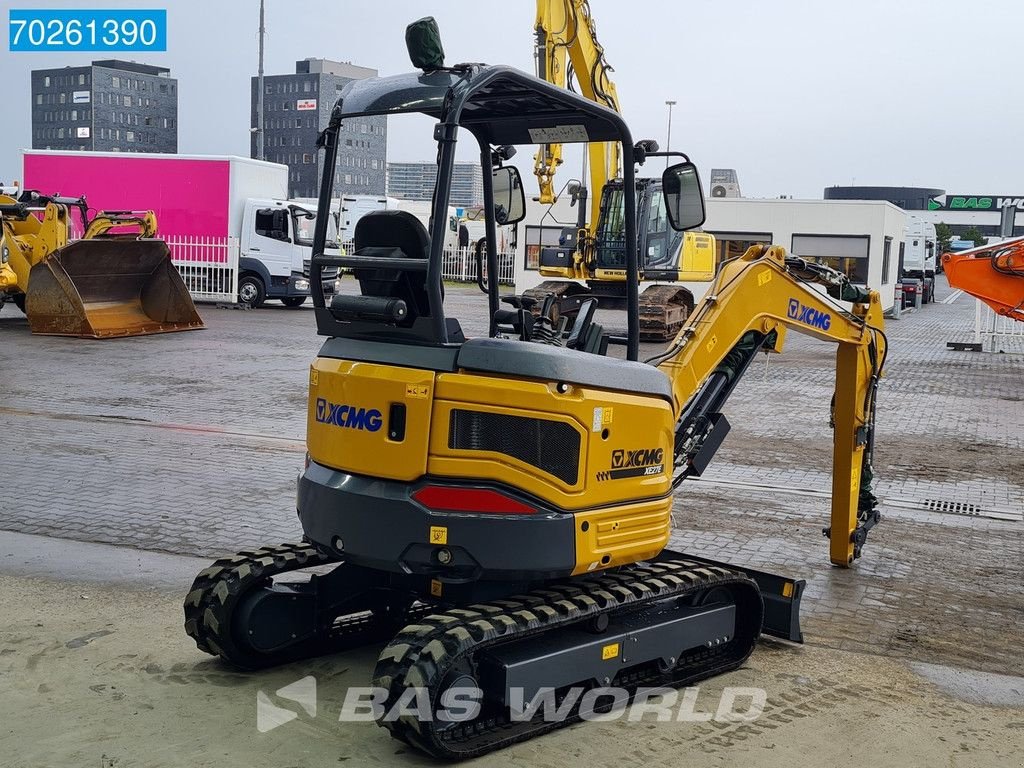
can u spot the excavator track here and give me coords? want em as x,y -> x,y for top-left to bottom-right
184,542 -> 416,670
639,284 -> 693,341
373,557 -> 762,759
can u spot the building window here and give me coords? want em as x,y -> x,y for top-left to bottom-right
44,76 -> 51,87
35,94 -> 42,105
71,109 -> 77,120
160,83 -> 167,93
882,237 -> 892,284
791,234 -> 870,284
112,76 -> 119,88
126,131 -> 135,142
303,81 -> 310,93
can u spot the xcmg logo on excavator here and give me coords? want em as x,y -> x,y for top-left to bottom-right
315,398 -> 383,432
787,299 -> 832,331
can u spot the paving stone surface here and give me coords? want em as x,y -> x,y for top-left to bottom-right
0,275 -> 1020,674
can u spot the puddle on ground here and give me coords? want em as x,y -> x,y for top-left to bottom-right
911,661 -> 1024,707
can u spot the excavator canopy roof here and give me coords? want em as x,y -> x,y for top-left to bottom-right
332,64 -> 630,147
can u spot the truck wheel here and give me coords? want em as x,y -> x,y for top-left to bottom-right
238,274 -> 266,308
281,297 -> 306,308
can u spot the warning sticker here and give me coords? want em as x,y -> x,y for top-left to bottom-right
592,407 -> 614,432
429,526 -> 448,545
601,642 -> 620,660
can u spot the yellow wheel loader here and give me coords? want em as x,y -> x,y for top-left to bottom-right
0,191 -> 203,338
185,22 -> 886,758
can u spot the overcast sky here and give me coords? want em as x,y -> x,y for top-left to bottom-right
2,0 -> 1022,198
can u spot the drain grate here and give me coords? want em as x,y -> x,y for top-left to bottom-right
922,498 -> 981,516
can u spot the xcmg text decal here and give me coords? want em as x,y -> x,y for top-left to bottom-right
315,398 -> 383,432
787,299 -> 832,330
597,447 -> 665,481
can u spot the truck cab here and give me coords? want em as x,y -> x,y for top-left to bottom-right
237,198 -> 339,308
901,216 -> 937,304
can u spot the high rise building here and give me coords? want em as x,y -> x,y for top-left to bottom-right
251,59 -> 386,199
31,60 -> 178,153
386,161 -> 483,208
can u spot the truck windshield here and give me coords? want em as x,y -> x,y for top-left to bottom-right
292,208 -> 337,247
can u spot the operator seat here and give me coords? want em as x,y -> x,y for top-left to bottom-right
352,210 -> 432,322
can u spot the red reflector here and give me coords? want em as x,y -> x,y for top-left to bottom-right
412,486 -> 535,515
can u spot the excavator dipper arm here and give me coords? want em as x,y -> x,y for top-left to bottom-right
656,245 -> 888,566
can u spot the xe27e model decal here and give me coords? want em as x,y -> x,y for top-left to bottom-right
596,447 -> 665,481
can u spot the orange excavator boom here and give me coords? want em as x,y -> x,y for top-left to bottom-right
942,237 -> 1024,322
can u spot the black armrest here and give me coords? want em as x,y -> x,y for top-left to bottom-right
330,294 -> 408,324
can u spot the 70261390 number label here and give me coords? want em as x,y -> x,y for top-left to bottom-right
9,9 -> 167,52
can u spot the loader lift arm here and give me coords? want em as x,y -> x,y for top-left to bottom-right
655,245 -> 888,566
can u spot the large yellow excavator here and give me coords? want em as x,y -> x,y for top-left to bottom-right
0,191 -> 203,338
185,26 -> 886,759
526,0 -> 716,339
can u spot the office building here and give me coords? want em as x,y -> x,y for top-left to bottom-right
31,60 -> 178,153
251,59 -> 386,199
825,185 -> 1021,239
387,161 -> 484,208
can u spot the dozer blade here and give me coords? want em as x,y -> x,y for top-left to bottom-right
25,239 -> 205,339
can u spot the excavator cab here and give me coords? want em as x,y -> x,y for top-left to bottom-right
0,192 -> 203,338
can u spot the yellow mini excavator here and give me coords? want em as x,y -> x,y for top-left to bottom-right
0,191 -> 203,338
185,21 -> 886,759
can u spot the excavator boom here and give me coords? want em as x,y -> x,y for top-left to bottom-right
533,0 -> 620,229
657,245 -> 887,565
942,237 -> 1024,322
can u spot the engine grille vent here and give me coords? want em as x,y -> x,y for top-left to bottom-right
448,409 -> 580,486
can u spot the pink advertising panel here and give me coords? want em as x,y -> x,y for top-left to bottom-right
23,153 -> 230,239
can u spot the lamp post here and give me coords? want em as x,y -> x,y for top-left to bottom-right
255,0 -> 265,161
664,100 -> 676,166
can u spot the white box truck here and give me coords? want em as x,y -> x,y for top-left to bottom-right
23,150 -> 340,307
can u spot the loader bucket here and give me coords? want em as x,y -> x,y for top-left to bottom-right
25,239 -> 205,339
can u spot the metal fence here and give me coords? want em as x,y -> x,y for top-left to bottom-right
339,241 -> 516,286
974,298 -> 1024,353
165,236 -> 239,304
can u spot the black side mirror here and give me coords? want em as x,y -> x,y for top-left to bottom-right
492,166 -> 526,225
662,162 -> 706,231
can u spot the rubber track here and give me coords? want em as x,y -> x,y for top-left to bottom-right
183,542 -> 350,670
372,558 -> 762,759
639,284 -> 692,341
